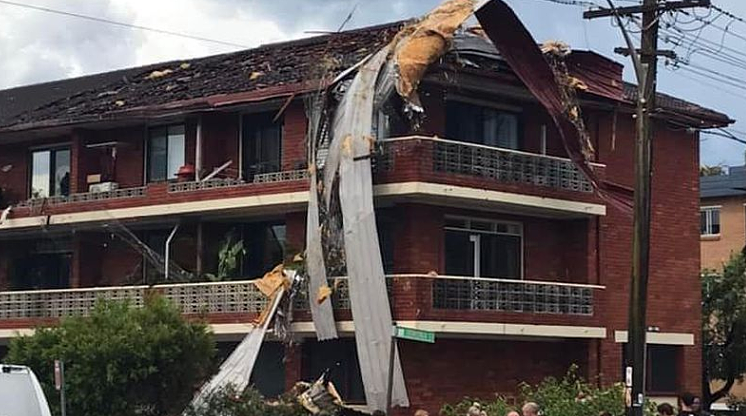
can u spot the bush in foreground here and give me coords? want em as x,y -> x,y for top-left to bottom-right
442,366 -> 655,416
5,296 -> 215,416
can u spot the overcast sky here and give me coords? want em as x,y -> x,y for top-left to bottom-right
0,0 -> 744,166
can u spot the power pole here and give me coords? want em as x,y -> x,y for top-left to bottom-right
584,1 -> 710,416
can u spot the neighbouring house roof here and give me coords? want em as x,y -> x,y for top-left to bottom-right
0,20 -> 732,134
701,166 -> 746,198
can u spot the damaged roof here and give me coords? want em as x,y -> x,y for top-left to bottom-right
0,20 -> 731,132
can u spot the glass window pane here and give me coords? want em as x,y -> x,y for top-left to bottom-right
481,234 -> 521,279
484,109 -> 519,149
649,345 -> 679,393
242,113 -> 282,179
54,149 -> 70,196
445,230 -> 475,276
711,209 -> 720,234
148,128 -> 168,182
31,150 -> 51,198
167,126 -> 186,180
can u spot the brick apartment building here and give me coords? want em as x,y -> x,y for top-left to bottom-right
701,166 -> 746,270
0,20 -> 731,413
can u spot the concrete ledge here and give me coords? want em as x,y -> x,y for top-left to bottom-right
0,181 -> 605,232
614,330 -> 695,345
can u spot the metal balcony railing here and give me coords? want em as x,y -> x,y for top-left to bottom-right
0,276 -> 601,321
379,137 -> 599,193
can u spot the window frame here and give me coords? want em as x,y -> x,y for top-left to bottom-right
444,216 -> 524,279
700,206 -> 721,236
28,145 -> 71,199
145,123 -> 186,183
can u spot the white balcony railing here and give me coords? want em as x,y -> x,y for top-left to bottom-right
379,137 -> 600,193
168,170 -> 309,193
16,186 -> 147,208
0,276 -> 601,321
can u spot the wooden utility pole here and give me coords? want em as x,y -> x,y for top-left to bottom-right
584,1 -> 710,415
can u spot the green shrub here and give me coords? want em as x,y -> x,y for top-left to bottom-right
442,365 -> 656,416
5,296 -> 215,416
185,385 -> 308,416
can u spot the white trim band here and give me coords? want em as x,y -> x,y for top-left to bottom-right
614,330 -> 695,346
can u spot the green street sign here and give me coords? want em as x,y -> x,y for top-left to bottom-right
393,326 -> 435,343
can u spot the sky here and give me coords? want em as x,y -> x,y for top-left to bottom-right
0,0 -> 745,166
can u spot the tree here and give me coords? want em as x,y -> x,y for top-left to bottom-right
5,295 -> 215,416
702,252 -> 746,407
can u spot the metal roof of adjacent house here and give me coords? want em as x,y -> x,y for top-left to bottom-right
0,20 -> 732,133
701,166 -> 746,198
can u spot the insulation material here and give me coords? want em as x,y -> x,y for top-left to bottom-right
475,0 -> 633,213
188,284 -> 285,411
393,0 -> 475,110
332,45 -> 409,411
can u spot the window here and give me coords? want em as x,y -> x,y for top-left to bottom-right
622,345 -> 680,394
700,207 -> 721,236
445,217 -> 522,279
217,341 -> 285,397
302,339 -> 364,404
30,147 -> 70,198
147,125 -> 185,182
242,112 -> 282,180
11,239 -> 72,290
240,222 -> 287,278
446,101 -> 520,149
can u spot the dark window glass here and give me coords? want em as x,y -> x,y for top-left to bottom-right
446,101 -> 519,149
711,209 -> 721,234
54,149 -> 70,197
445,227 -> 521,279
302,339 -> 364,404
377,217 -> 395,274
216,341 -> 285,397
648,345 -> 679,393
481,234 -> 521,279
148,125 -> 185,182
445,230 -> 475,276
11,240 -> 72,290
242,112 -> 282,180
30,148 -> 71,198
240,222 -> 286,278
621,345 -> 679,394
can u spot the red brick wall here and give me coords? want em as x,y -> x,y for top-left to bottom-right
594,112 -> 702,392
0,144 -> 28,205
201,112 -> 240,178
402,338 -> 587,415
282,101 -> 307,171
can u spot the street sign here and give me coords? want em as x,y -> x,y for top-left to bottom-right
393,326 -> 435,343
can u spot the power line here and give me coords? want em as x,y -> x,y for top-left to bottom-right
0,0 -> 250,49
701,129 -> 746,146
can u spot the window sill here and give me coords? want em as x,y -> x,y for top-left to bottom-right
701,234 -> 721,241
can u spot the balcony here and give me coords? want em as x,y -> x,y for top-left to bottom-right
0,276 -> 603,332
375,136 -> 605,211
